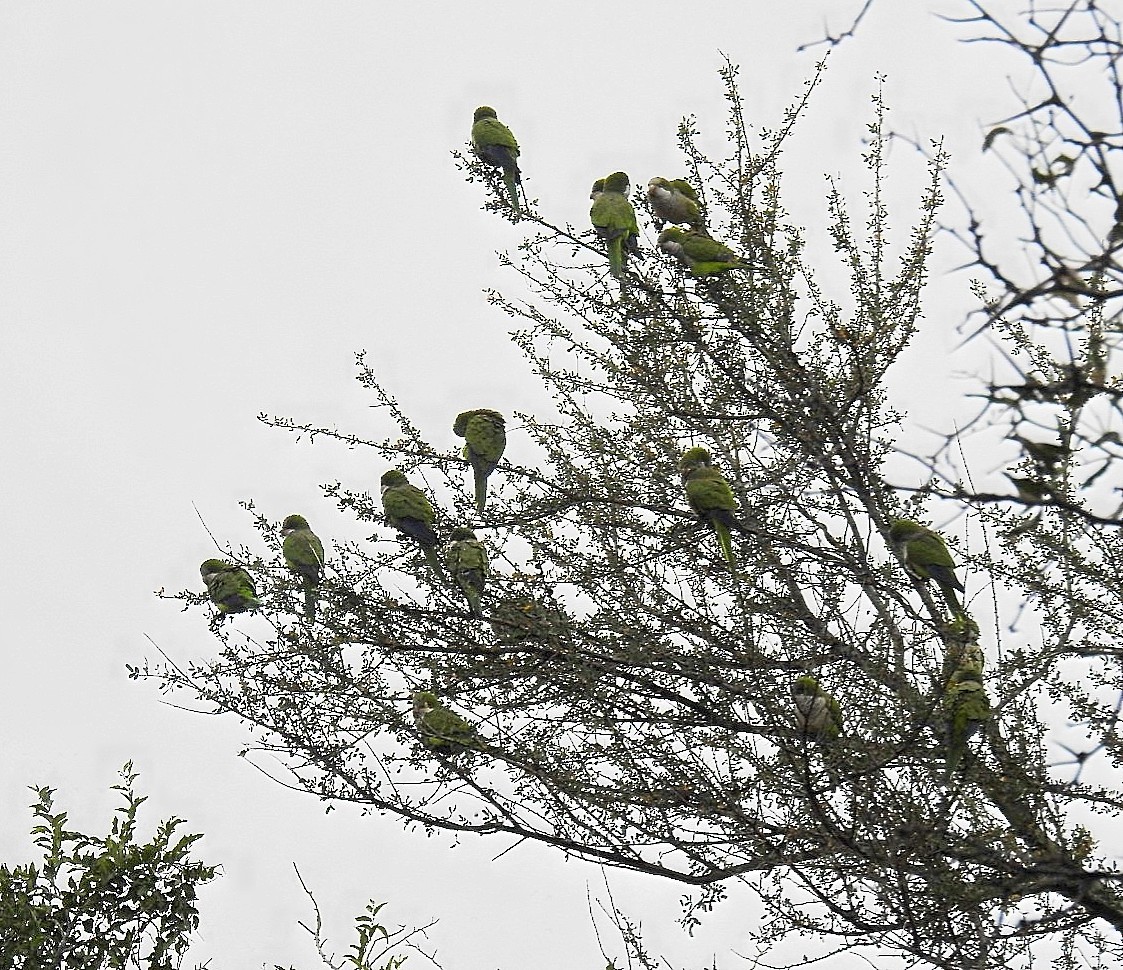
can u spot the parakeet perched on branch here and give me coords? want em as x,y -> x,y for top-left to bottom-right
412,691 -> 477,755
445,527 -> 488,619
943,664 -> 991,778
488,597 -> 570,649
646,177 -> 703,230
658,227 -> 749,277
200,559 -> 261,614
453,409 -> 506,512
791,675 -> 843,741
590,171 -> 640,278
888,519 -> 965,613
380,469 -> 445,582
681,451 -> 747,574
1015,436 -> 1069,472
281,515 -> 324,621
942,613 -> 983,684
471,106 -> 521,214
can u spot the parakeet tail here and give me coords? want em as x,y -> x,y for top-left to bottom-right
466,589 -> 484,620
474,469 -> 488,512
944,743 -> 962,783
714,520 -> 736,575
503,171 -> 521,216
303,583 -> 317,623
424,547 -> 447,584
608,237 -> 623,278
939,582 -> 962,614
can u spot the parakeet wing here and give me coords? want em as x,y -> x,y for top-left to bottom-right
685,471 -> 737,513
383,484 -> 435,524
471,117 -> 518,153
590,193 -> 639,238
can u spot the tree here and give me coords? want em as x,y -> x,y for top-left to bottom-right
0,765 -> 440,970
0,764 -> 216,970
144,3 -> 1123,967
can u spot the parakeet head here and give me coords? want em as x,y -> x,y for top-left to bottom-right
792,675 -> 822,697
473,106 -> 498,122
678,446 -> 713,477
452,409 -> 505,436
647,177 -> 670,194
957,650 -> 985,679
947,613 -> 980,642
199,559 -> 229,578
590,178 -> 605,200
281,514 -> 310,535
658,227 -> 687,255
888,519 -> 925,544
450,527 -> 477,541
380,469 -> 409,489
604,171 -> 630,193
412,691 -> 438,715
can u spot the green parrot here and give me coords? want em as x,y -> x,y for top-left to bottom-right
200,559 -> 261,614
681,450 -> 747,573
791,675 -> 843,741
380,469 -> 445,581
590,171 -> 640,278
471,106 -> 521,214
488,596 -> 569,648
411,691 -> 477,755
452,409 -> 506,512
281,514 -> 325,621
445,526 -> 488,619
658,227 -> 749,277
943,665 -> 991,778
942,613 -> 983,684
888,519 -> 965,613
646,177 -> 703,230
1015,436 -> 1069,472
1006,474 -> 1054,502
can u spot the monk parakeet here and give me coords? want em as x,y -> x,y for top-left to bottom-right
1015,436 -> 1069,472
682,453 -> 746,573
1006,474 -> 1054,502
453,409 -> 506,512
943,665 -> 991,777
200,559 -> 261,614
646,177 -> 703,230
658,227 -> 749,277
888,519 -> 965,613
445,527 -> 488,619
411,691 -> 477,755
791,675 -> 843,741
488,596 -> 569,647
380,469 -> 445,582
590,171 -> 640,278
281,514 -> 324,621
471,106 -> 521,214
942,613 -> 983,683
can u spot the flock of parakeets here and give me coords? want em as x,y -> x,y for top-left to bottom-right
196,105 -> 992,775
471,106 -> 750,280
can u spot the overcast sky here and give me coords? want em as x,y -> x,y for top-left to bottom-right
0,1 -> 1064,967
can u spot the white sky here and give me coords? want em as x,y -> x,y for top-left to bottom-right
0,1 -> 1070,967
